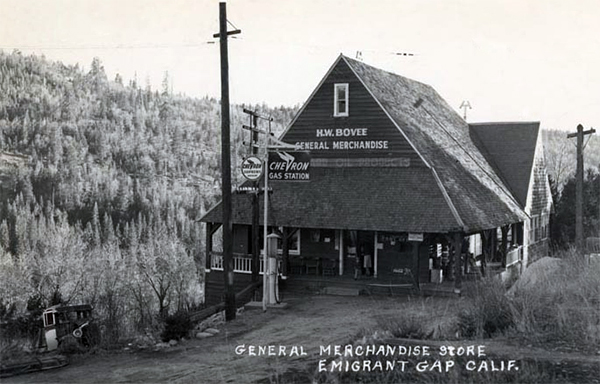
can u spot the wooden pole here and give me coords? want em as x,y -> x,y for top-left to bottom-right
339,230 -> 344,276
262,133 -> 269,311
411,241 -> 420,290
453,232 -> 463,295
567,124 -> 596,251
373,231 -> 378,278
501,226 -> 509,268
218,1 -> 236,321
282,227 -> 290,277
251,121 -> 260,283
205,222 -> 213,272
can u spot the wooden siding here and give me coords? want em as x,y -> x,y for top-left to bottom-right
282,59 -> 424,165
530,155 -> 550,216
528,239 -> 549,265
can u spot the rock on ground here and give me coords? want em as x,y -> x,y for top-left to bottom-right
508,256 -> 564,295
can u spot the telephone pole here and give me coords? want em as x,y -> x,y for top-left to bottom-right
214,2 -> 240,321
242,108 -> 261,283
567,124 -> 596,251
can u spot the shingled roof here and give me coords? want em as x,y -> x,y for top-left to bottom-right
468,122 -> 540,208
343,56 -> 527,230
202,55 -> 529,234
202,167 -> 461,233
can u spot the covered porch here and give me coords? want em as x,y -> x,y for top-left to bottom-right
205,224 -> 527,295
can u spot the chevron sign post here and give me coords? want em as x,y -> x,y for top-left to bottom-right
267,151 -> 311,181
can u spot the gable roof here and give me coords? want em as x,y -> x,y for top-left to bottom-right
341,56 -> 528,231
202,55 -> 529,234
468,122 -> 540,208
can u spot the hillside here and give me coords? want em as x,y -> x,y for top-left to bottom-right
0,50 -> 296,336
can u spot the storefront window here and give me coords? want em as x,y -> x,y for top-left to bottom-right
260,228 -> 300,255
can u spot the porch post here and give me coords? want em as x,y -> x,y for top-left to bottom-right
282,227 -> 290,277
205,222 -> 213,272
479,231 -> 487,277
373,231 -> 378,278
501,226 -> 509,268
491,228 -> 498,262
338,230 -> 344,276
411,240 -> 420,290
453,232 -> 464,295
252,191 -> 260,282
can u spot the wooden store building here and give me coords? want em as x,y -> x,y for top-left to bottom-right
200,55 -> 552,303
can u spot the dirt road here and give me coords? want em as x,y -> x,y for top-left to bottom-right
4,294 -> 598,383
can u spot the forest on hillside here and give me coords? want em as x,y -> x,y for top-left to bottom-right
0,50 -> 296,341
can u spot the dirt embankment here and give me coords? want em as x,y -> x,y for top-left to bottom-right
4,294 -> 598,383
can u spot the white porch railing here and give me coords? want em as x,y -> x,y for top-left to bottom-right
210,252 -> 280,274
506,246 -> 523,267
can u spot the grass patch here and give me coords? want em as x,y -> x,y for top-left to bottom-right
508,248 -> 600,351
309,248 -> 600,383
457,278 -> 513,339
374,296 -> 460,341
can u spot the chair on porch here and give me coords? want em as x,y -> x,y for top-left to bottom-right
321,258 -> 337,277
289,256 -> 305,275
304,257 -> 320,275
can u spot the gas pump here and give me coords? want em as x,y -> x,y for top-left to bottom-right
266,233 -> 281,305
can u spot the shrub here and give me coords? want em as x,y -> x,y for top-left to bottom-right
377,312 -> 431,340
509,249 -> 600,351
160,311 -> 192,342
457,278 -> 513,338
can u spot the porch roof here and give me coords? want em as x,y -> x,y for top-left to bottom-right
201,167 -> 462,233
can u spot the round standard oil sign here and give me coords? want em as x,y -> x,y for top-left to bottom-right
241,156 -> 263,181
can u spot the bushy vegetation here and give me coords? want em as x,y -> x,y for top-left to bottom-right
0,50 -> 297,347
326,248 -> 599,383
509,249 -> 600,351
454,248 -> 599,350
457,278 -> 514,339
161,311 -> 192,342
550,168 -> 600,248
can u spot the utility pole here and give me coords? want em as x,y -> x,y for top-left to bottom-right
242,109 -> 261,283
214,2 -> 240,321
567,124 -> 596,251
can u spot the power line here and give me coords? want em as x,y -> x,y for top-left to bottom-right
0,43 -> 215,51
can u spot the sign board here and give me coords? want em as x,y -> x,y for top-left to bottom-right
268,151 -> 311,181
408,233 -> 423,242
241,156 -> 263,181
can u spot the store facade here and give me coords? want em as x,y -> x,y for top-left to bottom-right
201,55 -> 551,303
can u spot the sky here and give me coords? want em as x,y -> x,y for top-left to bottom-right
1,0 -> 599,131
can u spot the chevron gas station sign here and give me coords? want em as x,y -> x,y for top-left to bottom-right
267,151 -> 311,181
